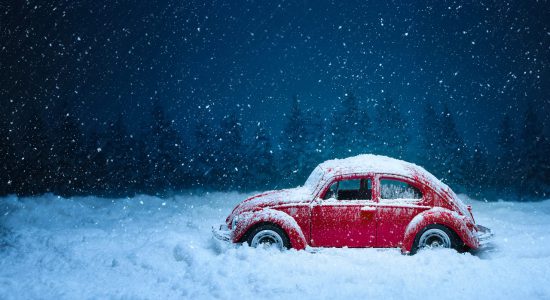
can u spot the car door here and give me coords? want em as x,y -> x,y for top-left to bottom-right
374,175 -> 431,248
310,176 -> 377,248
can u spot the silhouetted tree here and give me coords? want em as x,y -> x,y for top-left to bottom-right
51,100 -> 85,196
372,95 -> 409,159
438,104 -> 468,189
18,106 -> 51,195
0,100 -> 15,195
247,122 -> 276,189
465,143 -> 490,197
518,104 -> 549,198
303,108 -> 329,172
279,95 -> 308,186
145,101 -> 186,193
331,93 -> 360,157
191,116 -> 216,188
494,114 -> 518,194
419,102 -> 441,172
101,115 -> 137,196
214,112 -> 245,190
82,129 -> 108,194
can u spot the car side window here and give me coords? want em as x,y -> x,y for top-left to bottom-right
380,179 -> 422,200
323,179 -> 372,200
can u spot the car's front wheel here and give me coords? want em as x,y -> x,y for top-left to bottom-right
246,224 -> 290,250
411,224 -> 461,254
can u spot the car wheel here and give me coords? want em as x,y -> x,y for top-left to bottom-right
411,224 -> 460,254
246,224 -> 290,250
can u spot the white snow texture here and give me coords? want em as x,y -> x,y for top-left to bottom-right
1,192 -> 549,300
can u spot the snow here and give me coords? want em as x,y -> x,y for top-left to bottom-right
1,192 -> 550,299
314,154 -> 452,197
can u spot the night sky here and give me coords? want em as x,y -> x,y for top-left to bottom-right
2,0 -> 550,143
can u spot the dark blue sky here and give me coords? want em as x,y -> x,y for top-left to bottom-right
2,0 -> 549,143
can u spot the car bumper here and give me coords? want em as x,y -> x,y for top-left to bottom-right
212,224 -> 233,242
476,224 -> 493,246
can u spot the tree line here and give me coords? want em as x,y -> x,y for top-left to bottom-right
1,95 -> 549,199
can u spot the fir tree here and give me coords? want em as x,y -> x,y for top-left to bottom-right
247,122 -> 276,189
419,102 -> 442,172
51,100 -> 85,196
18,106 -> 51,195
215,112 -> 245,190
466,143 -> 489,197
438,104 -> 467,189
102,115 -> 135,196
331,93 -> 360,157
192,116 -> 216,188
279,95 -> 308,186
372,95 -> 409,159
519,104 -> 548,197
495,114 -> 517,194
146,100 -> 185,193
0,100 -> 15,195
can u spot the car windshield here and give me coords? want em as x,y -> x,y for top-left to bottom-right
303,165 -> 324,194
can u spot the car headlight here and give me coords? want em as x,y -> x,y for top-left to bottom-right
231,215 -> 239,229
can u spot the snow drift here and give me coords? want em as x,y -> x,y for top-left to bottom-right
1,192 -> 549,299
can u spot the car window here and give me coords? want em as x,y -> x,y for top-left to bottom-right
323,179 -> 372,200
380,179 -> 422,200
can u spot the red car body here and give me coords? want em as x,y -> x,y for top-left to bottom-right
214,154 -> 491,253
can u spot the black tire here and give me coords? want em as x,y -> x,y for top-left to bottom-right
245,223 -> 291,250
410,224 -> 463,254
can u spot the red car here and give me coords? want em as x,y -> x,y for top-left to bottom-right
213,154 -> 492,254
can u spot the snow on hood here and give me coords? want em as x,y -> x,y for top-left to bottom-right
231,187 -> 313,216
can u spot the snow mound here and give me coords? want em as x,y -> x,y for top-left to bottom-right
1,193 -> 550,299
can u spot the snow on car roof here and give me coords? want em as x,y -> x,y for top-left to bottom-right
307,154 -> 470,216
315,154 -> 450,193
319,154 -> 423,177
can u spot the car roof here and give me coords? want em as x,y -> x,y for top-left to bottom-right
317,154 -> 444,189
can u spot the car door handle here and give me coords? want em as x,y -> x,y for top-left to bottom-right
361,206 -> 377,212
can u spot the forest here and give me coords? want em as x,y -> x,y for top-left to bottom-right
1,93 -> 548,199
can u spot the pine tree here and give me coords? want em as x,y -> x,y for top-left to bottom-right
279,95 -> 308,186
19,106 -> 51,195
247,122 -> 276,189
214,112 -> 245,190
419,102 -> 442,172
0,100 -> 15,195
519,104 -> 548,198
82,129 -> 108,194
303,108 -> 329,172
102,115 -> 135,196
466,143 -> 489,197
355,107 -> 373,155
372,95 -> 409,159
438,104 -> 467,189
495,114 -> 517,194
192,117 -> 216,188
51,100 -> 85,196
331,93 -> 360,157
146,100 -> 185,193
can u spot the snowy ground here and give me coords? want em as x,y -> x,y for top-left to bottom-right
1,192 -> 550,300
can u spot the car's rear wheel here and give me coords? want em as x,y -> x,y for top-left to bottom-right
411,224 -> 461,254
246,224 -> 290,250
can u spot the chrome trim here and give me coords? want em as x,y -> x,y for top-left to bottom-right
212,225 -> 232,242
476,224 -> 494,245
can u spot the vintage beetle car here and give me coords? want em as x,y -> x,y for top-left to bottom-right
213,154 -> 492,254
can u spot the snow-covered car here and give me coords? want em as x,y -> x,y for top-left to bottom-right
213,154 -> 492,254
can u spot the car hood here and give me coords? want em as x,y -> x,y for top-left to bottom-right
229,187 -> 313,219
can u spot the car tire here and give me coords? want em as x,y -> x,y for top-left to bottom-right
411,224 -> 462,254
246,224 -> 291,250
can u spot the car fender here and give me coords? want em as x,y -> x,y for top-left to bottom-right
401,207 -> 479,253
232,208 -> 307,250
